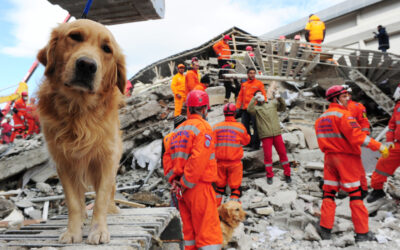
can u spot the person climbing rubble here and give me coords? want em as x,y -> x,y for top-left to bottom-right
236,68 -> 267,151
26,97 -> 40,136
247,88 -> 291,184
171,64 -> 186,117
185,61 -> 206,95
213,34 -> 232,68
213,103 -> 250,206
304,14 -> 325,52
343,84 -> 371,198
367,83 -> 400,203
163,90 -> 222,249
1,115 -> 12,144
314,85 -> 388,242
11,92 -> 30,141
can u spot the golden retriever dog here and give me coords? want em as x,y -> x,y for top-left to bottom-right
37,19 -> 126,244
218,201 -> 246,247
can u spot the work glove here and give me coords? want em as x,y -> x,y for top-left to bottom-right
171,179 -> 183,200
379,145 -> 389,159
386,142 -> 395,149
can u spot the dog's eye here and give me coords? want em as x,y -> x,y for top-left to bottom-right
102,45 -> 112,54
236,208 -> 240,211
69,33 -> 83,42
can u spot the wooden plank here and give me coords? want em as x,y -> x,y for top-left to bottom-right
366,52 -> 382,79
337,56 -> 350,76
277,41 -> 285,76
285,42 -> 299,77
376,61 -> 400,83
235,61 -> 247,74
292,51 -> 311,78
349,52 -> 358,68
254,45 -> 266,74
265,42 -> 274,75
244,52 -> 257,69
359,51 -> 369,75
231,34 -> 238,54
300,54 -> 320,79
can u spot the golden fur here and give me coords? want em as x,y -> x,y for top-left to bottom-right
37,19 -> 126,244
218,201 -> 246,247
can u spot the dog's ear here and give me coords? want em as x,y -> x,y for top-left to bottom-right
37,25 -> 61,76
218,203 -> 229,220
115,52 -> 126,94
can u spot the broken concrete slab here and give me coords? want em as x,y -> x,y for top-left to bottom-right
269,190 -> 297,208
254,206 -> 274,216
304,223 -> 322,241
304,162 -> 324,171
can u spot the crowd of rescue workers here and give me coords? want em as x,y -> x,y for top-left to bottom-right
0,14 -> 396,249
161,14 -> 398,249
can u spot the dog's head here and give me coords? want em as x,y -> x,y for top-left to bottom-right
37,19 -> 126,96
218,201 -> 246,226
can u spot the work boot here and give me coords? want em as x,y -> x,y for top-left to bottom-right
361,189 -> 369,200
315,224 -> 332,240
355,232 -> 376,242
285,175 -> 292,184
367,189 -> 386,203
267,177 -> 273,185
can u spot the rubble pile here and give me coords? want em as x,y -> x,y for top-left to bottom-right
0,76 -> 400,249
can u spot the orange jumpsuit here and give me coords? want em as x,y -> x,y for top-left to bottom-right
315,103 -> 381,234
185,70 -> 206,96
11,98 -> 27,141
26,103 -> 39,135
171,72 -> 186,116
347,100 -> 371,192
212,40 -> 231,60
305,14 -> 325,52
212,116 -> 250,205
236,79 -> 266,110
371,102 -> 400,190
163,114 -> 222,249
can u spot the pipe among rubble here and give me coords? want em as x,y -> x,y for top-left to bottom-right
222,73 -> 304,82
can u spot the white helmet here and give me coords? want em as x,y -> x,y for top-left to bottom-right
393,84 -> 400,101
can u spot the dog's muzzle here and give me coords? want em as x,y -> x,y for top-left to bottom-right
68,56 -> 97,91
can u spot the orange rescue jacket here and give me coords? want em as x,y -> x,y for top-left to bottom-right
185,70 -> 206,96
386,101 -> 400,143
305,15 -> 325,41
163,114 -> 218,189
315,103 -> 381,156
347,100 -> 370,134
171,72 -> 186,98
236,79 -> 267,110
212,40 -> 231,60
13,98 -> 27,128
212,117 -> 250,161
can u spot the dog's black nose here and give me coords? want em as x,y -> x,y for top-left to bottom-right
76,57 -> 97,75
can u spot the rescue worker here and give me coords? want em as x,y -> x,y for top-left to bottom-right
236,68 -> 267,151
305,14 -> 325,52
343,85 -> 371,198
373,25 -> 390,53
26,97 -> 40,135
163,90 -> 223,249
171,64 -> 186,117
367,83 -> 400,203
247,90 -> 290,184
11,91 -> 29,141
162,115 -> 187,209
1,115 -> 12,144
185,61 -> 206,96
213,34 -> 232,68
125,80 -> 133,97
213,103 -> 250,206
315,85 -> 388,242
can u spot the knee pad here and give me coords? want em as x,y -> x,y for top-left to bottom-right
323,190 -> 336,201
349,187 -> 362,201
230,186 -> 242,198
215,186 -> 226,195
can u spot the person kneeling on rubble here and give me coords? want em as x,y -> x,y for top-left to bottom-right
367,83 -> 400,203
247,89 -> 291,184
314,85 -> 389,242
163,90 -> 222,249
213,103 -> 250,206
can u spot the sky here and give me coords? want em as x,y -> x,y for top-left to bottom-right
0,0 -> 346,98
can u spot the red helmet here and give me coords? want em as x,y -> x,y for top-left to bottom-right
186,90 -> 209,107
223,103 -> 236,116
223,35 -> 232,40
21,91 -> 28,97
246,46 -> 253,51
326,85 -> 347,101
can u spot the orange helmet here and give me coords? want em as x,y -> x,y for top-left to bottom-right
177,64 -> 185,69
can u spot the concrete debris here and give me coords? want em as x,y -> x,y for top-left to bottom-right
0,65 -> 400,249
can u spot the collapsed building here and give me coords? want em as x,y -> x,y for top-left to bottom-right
1,5 -> 400,249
